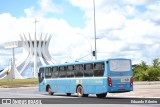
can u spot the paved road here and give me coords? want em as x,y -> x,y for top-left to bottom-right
0,83 -> 160,106
0,83 -> 160,98
108,83 -> 160,98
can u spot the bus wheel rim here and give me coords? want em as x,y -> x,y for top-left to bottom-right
77,86 -> 83,96
48,87 -> 51,94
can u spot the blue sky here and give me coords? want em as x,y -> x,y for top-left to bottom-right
0,0 -> 149,28
0,0 -> 85,28
0,0 -> 160,71
0,0 -> 36,16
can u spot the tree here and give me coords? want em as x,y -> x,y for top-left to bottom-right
132,64 -> 141,81
152,58 -> 160,68
146,67 -> 160,81
132,61 -> 148,81
133,59 -> 160,81
139,60 -> 148,70
151,58 -> 160,80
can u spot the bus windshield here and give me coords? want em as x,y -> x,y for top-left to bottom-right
109,59 -> 131,72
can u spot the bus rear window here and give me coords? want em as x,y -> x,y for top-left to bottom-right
109,59 -> 131,72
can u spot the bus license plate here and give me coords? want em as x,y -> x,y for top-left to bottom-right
119,84 -> 124,89
121,77 -> 130,82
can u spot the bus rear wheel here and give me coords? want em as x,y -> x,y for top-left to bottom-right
96,93 -> 107,98
76,86 -> 84,97
47,86 -> 54,95
83,94 -> 89,97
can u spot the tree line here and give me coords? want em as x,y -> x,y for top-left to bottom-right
133,58 -> 160,81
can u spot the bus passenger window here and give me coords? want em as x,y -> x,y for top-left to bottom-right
84,64 -> 93,77
52,67 -> 59,78
93,63 -> 104,77
59,66 -> 67,78
67,66 -> 75,77
45,67 -> 52,78
75,65 -> 83,77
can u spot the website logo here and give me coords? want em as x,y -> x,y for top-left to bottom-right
2,99 -> 11,104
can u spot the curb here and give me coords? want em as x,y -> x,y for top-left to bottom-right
134,81 -> 160,85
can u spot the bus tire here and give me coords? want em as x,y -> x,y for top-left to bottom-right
76,85 -> 84,97
96,93 -> 107,98
47,85 -> 54,95
66,93 -> 71,96
83,94 -> 89,97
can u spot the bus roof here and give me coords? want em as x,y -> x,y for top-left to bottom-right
39,58 -> 131,68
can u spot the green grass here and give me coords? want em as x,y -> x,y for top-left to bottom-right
0,78 -> 38,88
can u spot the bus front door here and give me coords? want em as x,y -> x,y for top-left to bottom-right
38,71 -> 45,92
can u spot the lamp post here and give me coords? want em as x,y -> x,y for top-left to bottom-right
93,0 -> 97,60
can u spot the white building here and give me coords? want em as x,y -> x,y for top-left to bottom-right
0,34 -> 56,79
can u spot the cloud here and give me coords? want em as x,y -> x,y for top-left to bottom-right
1,0 -> 160,68
122,0 -> 148,5
0,12 -> 92,65
24,0 -> 63,17
69,0 -> 160,64
24,7 -> 35,17
139,1 -> 160,24
0,13 -> 20,43
39,0 -> 63,13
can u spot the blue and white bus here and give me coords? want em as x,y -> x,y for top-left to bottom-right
38,58 -> 133,98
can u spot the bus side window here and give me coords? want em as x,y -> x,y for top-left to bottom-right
93,63 -> 104,77
75,64 -> 83,77
52,67 -> 58,78
45,67 -> 52,78
67,65 -> 75,78
84,64 -> 93,77
59,66 -> 67,78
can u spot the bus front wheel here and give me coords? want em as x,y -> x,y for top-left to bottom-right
47,85 -> 54,95
96,93 -> 107,98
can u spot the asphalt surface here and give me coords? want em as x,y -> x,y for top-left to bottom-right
0,82 -> 160,106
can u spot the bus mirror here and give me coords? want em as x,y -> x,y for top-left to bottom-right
38,73 -> 40,77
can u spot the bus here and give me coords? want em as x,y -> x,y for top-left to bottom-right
38,58 -> 133,98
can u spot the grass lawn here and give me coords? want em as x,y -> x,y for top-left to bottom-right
0,78 -> 38,88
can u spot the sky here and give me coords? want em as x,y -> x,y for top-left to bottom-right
0,0 -> 160,69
